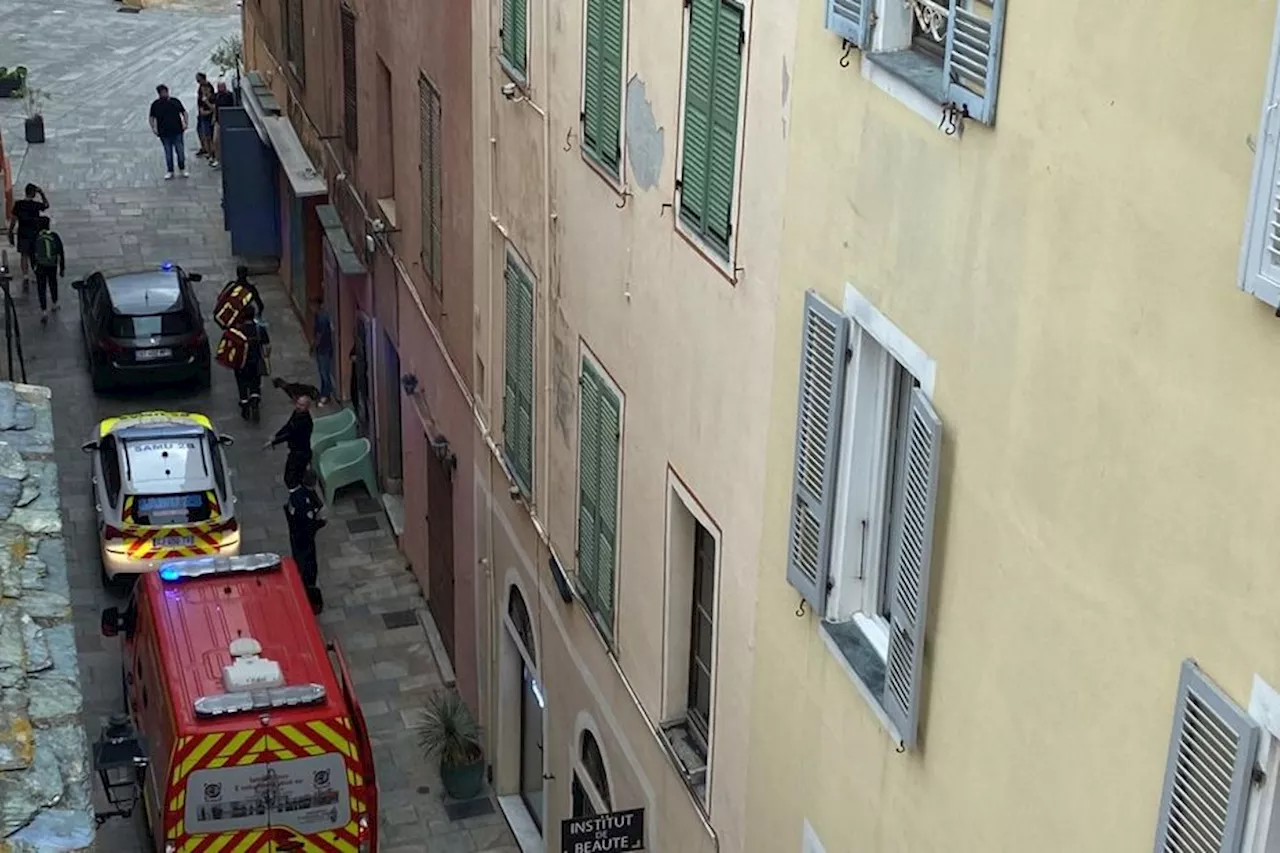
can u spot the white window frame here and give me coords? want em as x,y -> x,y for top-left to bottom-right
802,820 -> 827,853
1246,675 -> 1280,851
826,284 -> 936,657
671,0 -> 751,275
570,715 -> 614,816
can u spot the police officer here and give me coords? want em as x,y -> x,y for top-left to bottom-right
234,303 -> 270,422
284,466 -> 325,612
263,393 -> 313,484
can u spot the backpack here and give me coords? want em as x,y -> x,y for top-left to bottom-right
214,283 -> 255,329
33,231 -> 57,268
215,327 -> 249,370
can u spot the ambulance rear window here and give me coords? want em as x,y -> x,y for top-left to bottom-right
126,492 -> 213,525
184,752 -> 352,836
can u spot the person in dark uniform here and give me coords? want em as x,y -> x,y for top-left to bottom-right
218,265 -> 265,318
263,393 -> 313,484
233,303 -> 269,422
284,466 -> 326,613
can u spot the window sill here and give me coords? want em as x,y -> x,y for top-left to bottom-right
673,212 -> 736,285
499,55 -> 528,89
658,720 -> 709,810
865,50 -> 946,105
376,197 -> 398,231
580,145 -> 625,197
818,619 -> 904,748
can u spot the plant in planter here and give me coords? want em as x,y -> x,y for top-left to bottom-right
23,87 -> 48,145
0,66 -> 27,98
415,689 -> 486,800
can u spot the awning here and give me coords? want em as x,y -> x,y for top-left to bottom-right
261,116 -> 327,198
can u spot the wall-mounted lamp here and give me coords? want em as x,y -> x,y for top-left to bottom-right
401,373 -> 419,396
430,435 -> 457,481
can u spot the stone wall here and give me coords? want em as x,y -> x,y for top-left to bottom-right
0,384 -> 94,852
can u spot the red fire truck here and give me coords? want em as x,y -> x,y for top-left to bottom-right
101,553 -> 379,852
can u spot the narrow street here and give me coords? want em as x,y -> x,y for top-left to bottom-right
0,0 -> 516,850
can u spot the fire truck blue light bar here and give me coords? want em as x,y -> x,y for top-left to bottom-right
193,684 -> 328,717
157,553 -> 282,582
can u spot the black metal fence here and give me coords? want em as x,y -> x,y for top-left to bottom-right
0,250 -> 28,384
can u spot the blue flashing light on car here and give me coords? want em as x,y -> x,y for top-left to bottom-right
160,262 -> 174,271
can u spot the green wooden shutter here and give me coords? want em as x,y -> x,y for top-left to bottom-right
582,0 -> 604,155
582,0 -> 625,173
593,383 -> 621,630
503,0 -> 528,76
577,366 -> 604,611
679,0 -> 742,258
503,257 -> 535,494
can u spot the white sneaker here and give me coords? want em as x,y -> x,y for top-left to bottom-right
180,169 -> 189,178
164,172 -> 174,180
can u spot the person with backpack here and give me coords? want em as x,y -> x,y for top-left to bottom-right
31,217 -> 64,322
216,303 -> 270,421
214,265 -> 264,328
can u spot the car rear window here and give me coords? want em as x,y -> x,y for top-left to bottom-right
184,753 -> 352,836
110,311 -> 192,338
126,492 -> 213,525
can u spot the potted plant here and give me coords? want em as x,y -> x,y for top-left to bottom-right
415,689 -> 486,799
0,67 -> 27,99
23,87 -> 48,145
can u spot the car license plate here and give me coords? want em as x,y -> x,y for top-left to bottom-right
135,348 -> 172,361
155,535 -> 194,548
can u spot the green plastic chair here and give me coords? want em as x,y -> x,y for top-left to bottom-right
311,407 -> 358,458
318,438 -> 378,505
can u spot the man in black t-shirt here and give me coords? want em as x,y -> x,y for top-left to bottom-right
6,183 -> 48,291
210,80 -> 235,168
147,84 -> 188,180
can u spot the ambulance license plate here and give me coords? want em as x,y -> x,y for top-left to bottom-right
135,348 -> 172,361
155,535 -> 194,548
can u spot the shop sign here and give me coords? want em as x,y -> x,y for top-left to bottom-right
560,807 -> 644,853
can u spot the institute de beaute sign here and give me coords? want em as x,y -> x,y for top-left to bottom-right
560,807 -> 645,853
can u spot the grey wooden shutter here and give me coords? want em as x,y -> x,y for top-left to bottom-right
341,5 -> 358,151
883,388 -> 942,750
1154,660 -> 1260,853
825,0 -> 871,50
785,292 -> 849,612
1240,7 -> 1280,309
942,0 -> 1006,125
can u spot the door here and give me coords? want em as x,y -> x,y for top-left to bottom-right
519,664 -> 544,830
378,331 -> 402,488
351,313 -> 372,436
425,441 -> 455,661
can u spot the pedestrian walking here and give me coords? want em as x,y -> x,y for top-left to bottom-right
195,73 -> 215,159
30,217 -> 64,323
6,183 -> 48,292
311,295 -> 335,405
263,394 -> 314,485
284,466 -> 326,613
216,265 -> 264,321
227,304 -> 269,421
148,84 -> 189,180
210,80 -> 235,168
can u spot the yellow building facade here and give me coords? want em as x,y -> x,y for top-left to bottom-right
747,0 -> 1280,850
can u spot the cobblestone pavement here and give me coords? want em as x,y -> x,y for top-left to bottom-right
1,1 -> 517,851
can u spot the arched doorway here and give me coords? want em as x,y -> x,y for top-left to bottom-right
571,729 -> 612,817
507,585 -> 543,829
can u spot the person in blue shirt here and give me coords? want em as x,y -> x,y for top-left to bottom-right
310,295 -> 335,405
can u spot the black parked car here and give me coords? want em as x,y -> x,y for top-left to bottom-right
73,264 -> 211,393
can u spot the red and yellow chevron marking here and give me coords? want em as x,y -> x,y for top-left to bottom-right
164,718 -> 368,853
120,492 -> 230,560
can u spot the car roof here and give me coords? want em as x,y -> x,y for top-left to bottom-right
104,270 -> 184,316
141,557 -> 346,735
98,410 -> 213,439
